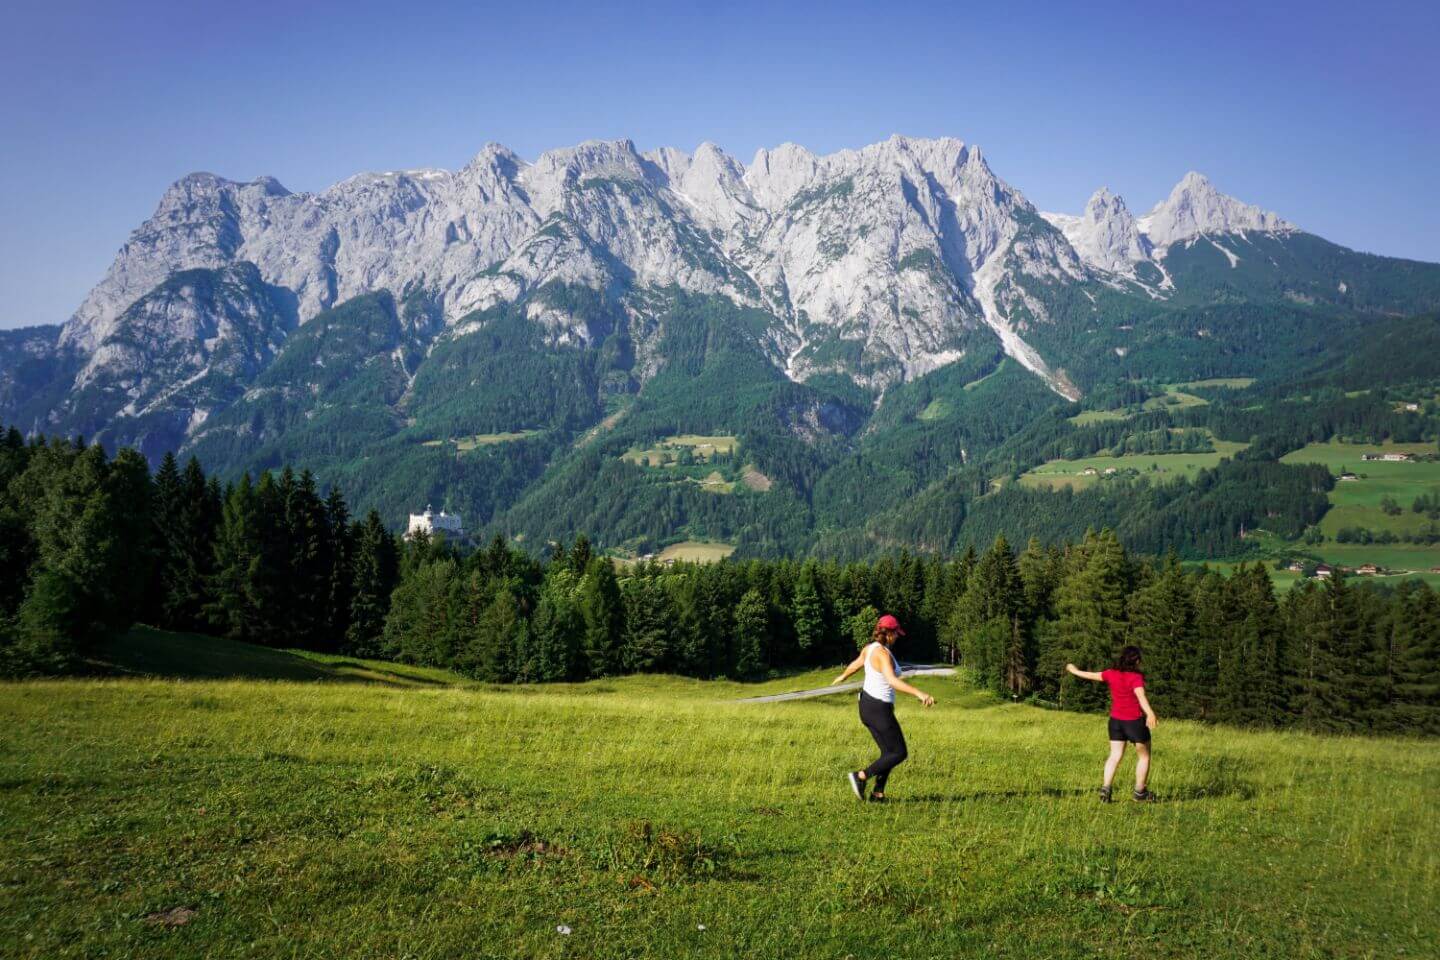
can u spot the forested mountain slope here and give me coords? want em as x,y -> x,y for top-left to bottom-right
4,136 -> 1440,559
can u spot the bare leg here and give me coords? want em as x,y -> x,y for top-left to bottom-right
1134,742 -> 1151,792
1102,741 -> 1126,789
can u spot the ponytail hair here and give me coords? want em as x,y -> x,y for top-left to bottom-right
872,624 -> 900,646
1113,645 -> 1143,672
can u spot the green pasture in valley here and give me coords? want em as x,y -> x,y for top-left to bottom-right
1018,441 -> 1248,491
422,431 -> 541,451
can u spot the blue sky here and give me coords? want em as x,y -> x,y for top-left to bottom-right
1,0 -> 1436,329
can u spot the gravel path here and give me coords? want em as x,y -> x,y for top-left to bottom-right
737,665 -> 956,703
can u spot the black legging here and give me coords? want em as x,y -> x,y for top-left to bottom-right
859,691 -> 908,792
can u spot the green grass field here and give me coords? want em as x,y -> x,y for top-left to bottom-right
622,435 -> 738,468
657,540 -> 737,563
1278,441 -> 1440,571
1019,441 -> 1248,492
1067,408 -> 1131,426
916,398 -> 951,421
422,431 -> 540,451
1169,378 -> 1255,391
2,630 -> 1437,958
1183,562 -> 1308,592
1141,388 -> 1208,412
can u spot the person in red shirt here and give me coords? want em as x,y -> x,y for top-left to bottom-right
1067,646 -> 1158,802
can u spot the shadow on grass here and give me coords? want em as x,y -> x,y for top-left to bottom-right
1163,757 -> 1260,801
894,786 -> 1090,804
84,627 -> 451,687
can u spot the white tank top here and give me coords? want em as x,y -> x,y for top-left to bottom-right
861,642 -> 899,703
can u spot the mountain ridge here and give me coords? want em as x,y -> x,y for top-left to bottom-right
4,134 -> 1440,558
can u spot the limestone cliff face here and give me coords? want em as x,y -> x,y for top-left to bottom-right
29,137 -> 1312,443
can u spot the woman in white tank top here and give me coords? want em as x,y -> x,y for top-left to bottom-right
832,614 -> 936,802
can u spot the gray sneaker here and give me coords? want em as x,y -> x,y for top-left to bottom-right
847,771 -> 866,801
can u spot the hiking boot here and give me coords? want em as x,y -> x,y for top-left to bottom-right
1132,788 -> 1156,803
1099,786 -> 1112,804
847,771 -> 867,801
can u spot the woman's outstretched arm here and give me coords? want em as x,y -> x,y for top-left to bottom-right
833,649 -> 868,686
1066,663 -> 1104,682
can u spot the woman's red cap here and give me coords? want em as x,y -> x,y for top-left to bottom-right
876,614 -> 905,635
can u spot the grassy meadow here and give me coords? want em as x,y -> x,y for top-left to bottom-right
656,540 -> 736,563
2,630 -> 1437,959
1279,441 -> 1440,573
1018,440 -> 1248,492
622,435 -> 738,468
422,431 -> 541,451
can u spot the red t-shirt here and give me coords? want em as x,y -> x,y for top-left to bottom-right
1101,669 -> 1145,721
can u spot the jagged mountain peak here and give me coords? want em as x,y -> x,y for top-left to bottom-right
1042,187 -> 1152,276
1140,171 -> 1294,247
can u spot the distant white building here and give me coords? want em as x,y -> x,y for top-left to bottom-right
407,504 -> 463,540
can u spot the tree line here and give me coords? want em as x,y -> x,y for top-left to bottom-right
2,427 -> 1436,735
0,430 -> 397,673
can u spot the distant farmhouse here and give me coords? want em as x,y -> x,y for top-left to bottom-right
1338,472 -> 1360,482
1361,452 -> 1414,462
407,505 -> 463,541
1313,564 -> 1334,580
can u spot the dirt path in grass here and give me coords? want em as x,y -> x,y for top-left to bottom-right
737,665 -> 956,703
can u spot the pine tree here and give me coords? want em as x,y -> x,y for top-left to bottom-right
381,557 -> 460,666
347,510 -> 398,656
282,470 -> 330,649
732,587 -> 770,679
622,577 -> 675,673
323,485 -> 354,649
520,569 -> 583,682
569,535 -> 593,576
579,558 -> 624,676
792,562 -> 825,656
207,476 -> 261,643
952,536 -> 1023,692
159,457 -> 220,631
849,603 -> 880,651
1055,530 -> 1130,711
145,452 -> 183,625
102,447 -> 155,630
1127,555 -> 1197,717
1388,582 -> 1440,733
457,580 -> 520,682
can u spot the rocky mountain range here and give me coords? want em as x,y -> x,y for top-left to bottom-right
4,134 -> 1439,554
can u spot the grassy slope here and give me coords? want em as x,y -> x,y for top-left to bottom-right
1280,441 -> 1440,571
3,631 -> 1438,959
1019,441 -> 1248,491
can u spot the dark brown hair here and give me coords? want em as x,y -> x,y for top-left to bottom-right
1113,645 -> 1143,672
872,624 -> 901,646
